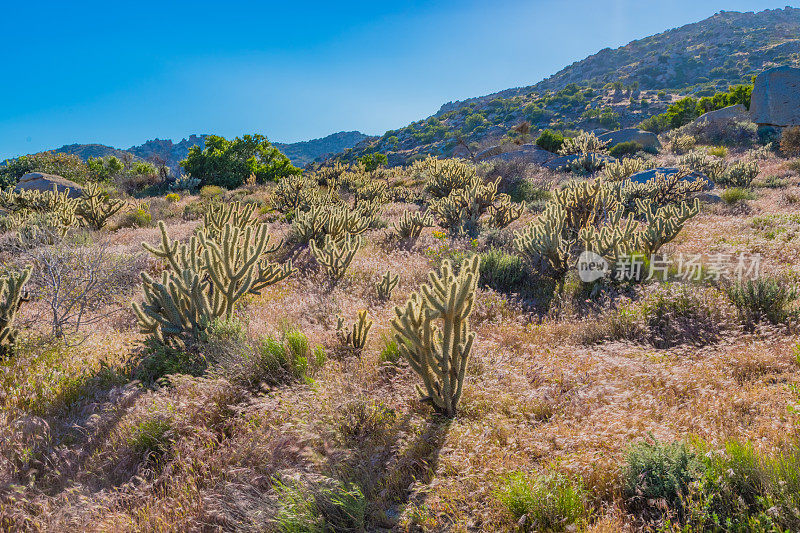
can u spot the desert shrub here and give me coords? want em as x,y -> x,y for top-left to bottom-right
199,185 -> 225,199
257,328 -> 326,384
126,415 -> 174,460
0,151 -> 90,187
707,146 -> 728,157
720,187 -> 755,204
535,129 -> 565,153
338,399 -> 397,447
664,132 -> 697,154
780,126 -> 800,157
478,248 -> 527,294
275,479 -> 366,533
378,336 -> 401,365
724,276 -> 799,329
558,131 -> 610,155
181,133 -> 301,189
118,204 -> 153,228
495,471 -> 588,532
623,437 -> 702,520
608,141 -> 642,158
165,193 -> 180,203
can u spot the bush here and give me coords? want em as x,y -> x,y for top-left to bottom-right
0,151 -> 90,187
118,205 -> 153,228
707,146 -> 728,157
720,187 -> 755,204
535,129 -> 565,153
780,126 -> 800,157
608,141 -> 643,158
478,249 -> 527,294
724,276 -> 799,329
275,479 -> 366,533
495,471 -> 587,532
165,193 -> 180,203
126,415 -> 174,460
623,437 -> 702,519
199,185 -> 225,199
181,134 -> 301,189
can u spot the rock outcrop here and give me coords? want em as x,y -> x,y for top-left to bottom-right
750,66 -> 800,127
597,128 -> 660,150
15,172 -> 84,198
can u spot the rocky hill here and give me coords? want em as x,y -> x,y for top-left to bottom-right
49,131 -> 368,174
341,6 -> 800,164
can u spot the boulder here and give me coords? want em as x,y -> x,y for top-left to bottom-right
474,145 -> 505,161
543,153 -> 616,171
597,128 -> 660,150
627,167 -> 714,190
484,144 -> 555,165
694,104 -> 749,125
15,172 -> 84,198
750,66 -> 800,127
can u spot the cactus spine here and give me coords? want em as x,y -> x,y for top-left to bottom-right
0,267 -> 31,358
376,269 -> 399,300
336,309 -> 373,353
391,256 -> 480,417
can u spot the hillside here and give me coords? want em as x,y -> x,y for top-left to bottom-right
341,6 -> 800,164
50,131 -> 368,174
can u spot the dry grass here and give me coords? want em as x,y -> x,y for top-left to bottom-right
2,148 -> 800,531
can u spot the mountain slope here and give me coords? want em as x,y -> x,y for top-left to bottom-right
341,6 -> 800,164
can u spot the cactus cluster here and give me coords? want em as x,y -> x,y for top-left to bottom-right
169,174 -> 201,191
514,174 -> 702,281
429,177 -> 521,235
558,131 -> 611,155
133,202 -> 294,345
0,267 -> 31,358
602,158 -> 658,181
76,183 -> 126,230
413,156 -> 477,198
336,309 -> 373,353
292,204 -> 372,245
392,210 -> 434,243
391,256 -> 480,417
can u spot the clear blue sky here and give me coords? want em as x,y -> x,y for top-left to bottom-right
0,1 -> 791,160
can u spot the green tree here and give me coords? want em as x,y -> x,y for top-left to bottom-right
181,134 -> 300,189
358,153 -> 388,171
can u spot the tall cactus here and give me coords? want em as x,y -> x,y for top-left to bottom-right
391,256 -> 480,417
203,201 -> 257,238
310,234 -> 361,281
0,267 -> 31,358
375,269 -> 399,300
513,203 -> 572,278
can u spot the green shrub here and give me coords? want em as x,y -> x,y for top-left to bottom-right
724,276 -> 799,329
608,141 -> 643,158
623,437 -> 702,519
495,471 -> 587,532
707,146 -> 728,157
127,415 -> 174,459
478,249 -> 527,294
165,192 -> 180,203
257,328 -> 326,384
119,205 -> 153,228
720,187 -> 755,204
199,185 -> 225,199
535,129 -> 565,153
378,335 -> 401,365
338,399 -> 397,447
274,479 -> 366,533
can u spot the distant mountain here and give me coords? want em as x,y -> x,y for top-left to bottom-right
341,6 -> 800,164
48,131 -> 368,174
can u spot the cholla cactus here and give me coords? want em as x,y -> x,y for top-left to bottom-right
487,195 -> 523,228
413,156 -> 476,198
355,180 -> 388,206
336,309 -> 373,353
76,182 -> 126,230
618,169 -> 708,209
271,174 -> 317,213
719,161 -> 759,188
376,269 -> 399,300
513,203 -> 572,277
558,131 -> 611,155
393,210 -> 434,242
292,205 -> 329,244
391,256 -> 480,417
133,218 -> 294,345
680,151 -> 727,181
203,201 -> 257,238
429,177 -> 501,234
602,158 -> 657,181
169,174 -> 201,191
310,234 -> 361,281
0,267 -> 31,358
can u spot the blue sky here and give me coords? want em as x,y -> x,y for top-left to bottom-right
0,1 -> 791,159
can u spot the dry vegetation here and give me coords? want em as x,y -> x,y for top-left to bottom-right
1,131 -> 800,532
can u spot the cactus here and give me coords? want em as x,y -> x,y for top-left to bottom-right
169,174 -> 201,191
310,234 -> 361,281
271,174 -> 317,213
429,177 -> 501,234
0,267 -> 31,358
134,219 -> 294,344
718,161 -> 759,188
413,156 -> 476,198
558,131 -> 611,155
203,201 -> 257,238
393,210 -> 434,242
292,204 -> 329,244
336,309 -> 373,353
376,269 -> 399,300
76,182 -> 126,230
391,256 -> 480,417
487,195 -> 523,228
513,203 -> 572,277
355,180 -> 388,205
602,158 -> 657,181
